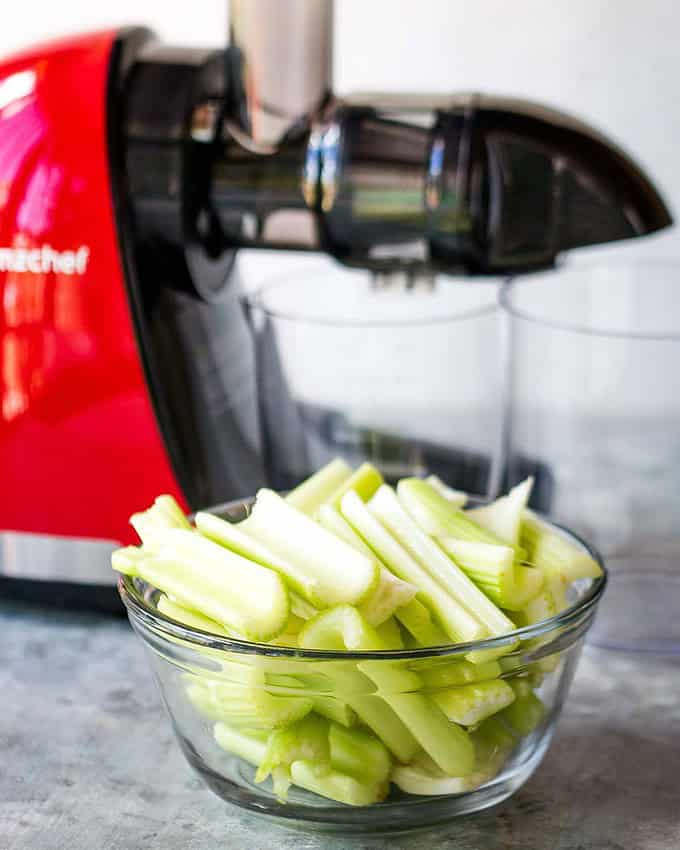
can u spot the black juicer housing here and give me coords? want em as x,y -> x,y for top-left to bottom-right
114,5 -> 671,509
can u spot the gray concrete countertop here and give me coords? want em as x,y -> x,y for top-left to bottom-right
2,600 -> 679,850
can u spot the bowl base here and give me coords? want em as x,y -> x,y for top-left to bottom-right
181,735 -> 551,834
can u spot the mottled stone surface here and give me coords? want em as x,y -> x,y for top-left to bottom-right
2,600 -> 679,850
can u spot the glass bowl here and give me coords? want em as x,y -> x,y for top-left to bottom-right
118,501 -> 606,834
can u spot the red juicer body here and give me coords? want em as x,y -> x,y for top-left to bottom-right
0,30 -> 184,547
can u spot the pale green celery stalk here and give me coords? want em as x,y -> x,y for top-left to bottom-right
520,510 -> 603,581
391,748 -> 501,796
298,608 -> 419,698
264,666 -> 360,728
196,510 -> 323,607
290,593 -> 318,620
113,530 -> 289,641
383,693 -> 476,776
312,697 -> 357,727
514,573 -> 568,674
375,617 -> 404,649
255,714 -> 329,785
214,722 -> 268,767
391,717 -> 513,795
465,477 -> 534,547
357,660 -> 423,695
157,594 -> 230,636
290,760 -> 386,806
341,490 -> 486,643
329,723 -> 392,785
240,489 -> 379,607
317,503 -> 376,557
395,598 -> 449,647
284,458 -> 352,515
517,571 -> 568,626
425,475 -> 468,508
473,715 -> 516,757
397,478 -> 506,544
499,678 -> 546,735
390,762 -> 483,796
430,679 -> 516,726
111,546 -> 147,575
188,674 -> 314,729
318,504 -> 417,626
369,486 -> 516,638
130,494 -> 191,544
438,539 -> 543,611
347,695 -> 420,763
268,614 -> 306,647
297,605 -> 385,651
420,659 -> 502,689
326,462 -> 384,509
294,637 -> 420,762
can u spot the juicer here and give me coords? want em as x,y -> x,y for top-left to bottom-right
0,0 -> 670,600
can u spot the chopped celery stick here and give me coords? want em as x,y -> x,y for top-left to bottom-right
256,714 -> 329,784
395,598 -> 449,647
341,490 -> 485,643
268,614 -> 306,647
329,723 -> 392,785
431,680 -> 516,726
318,505 -> 417,626
384,693 -> 476,776
473,716 -> 516,758
111,546 -> 146,575
521,510 -> 603,581
465,478 -> 534,547
196,510 -> 323,606
130,494 -> 190,544
392,721 -> 512,795
264,672 -> 310,693
285,458 -> 352,515
369,486 -> 516,638
519,571 -> 568,626
465,644 -> 517,665
348,695 -> 420,763
186,682 -> 222,720
290,760 -> 386,806
271,768 -> 292,802
360,567 -> 417,627
375,617 -> 404,649
528,667 -> 546,688
425,475 -> 468,508
214,722 -> 268,767
438,539 -> 543,611
391,763 -> 485,796
188,677 -> 314,729
291,593 -> 318,621
312,697 -> 357,727
157,594 -> 230,636
113,530 -> 289,641
499,679 -> 546,735
327,462 -> 384,509
515,573 -> 568,673
317,504 -> 376,558
357,660 -> 423,695
420,659 -> 502,689
397,478 -> 505,544
240,489 -> 379,607
391,751 -> 502,796
297,605 -> 384,651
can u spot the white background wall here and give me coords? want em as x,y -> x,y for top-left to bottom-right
1,0 -> 678,282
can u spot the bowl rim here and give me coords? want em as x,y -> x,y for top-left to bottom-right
118,503 -> 607,661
